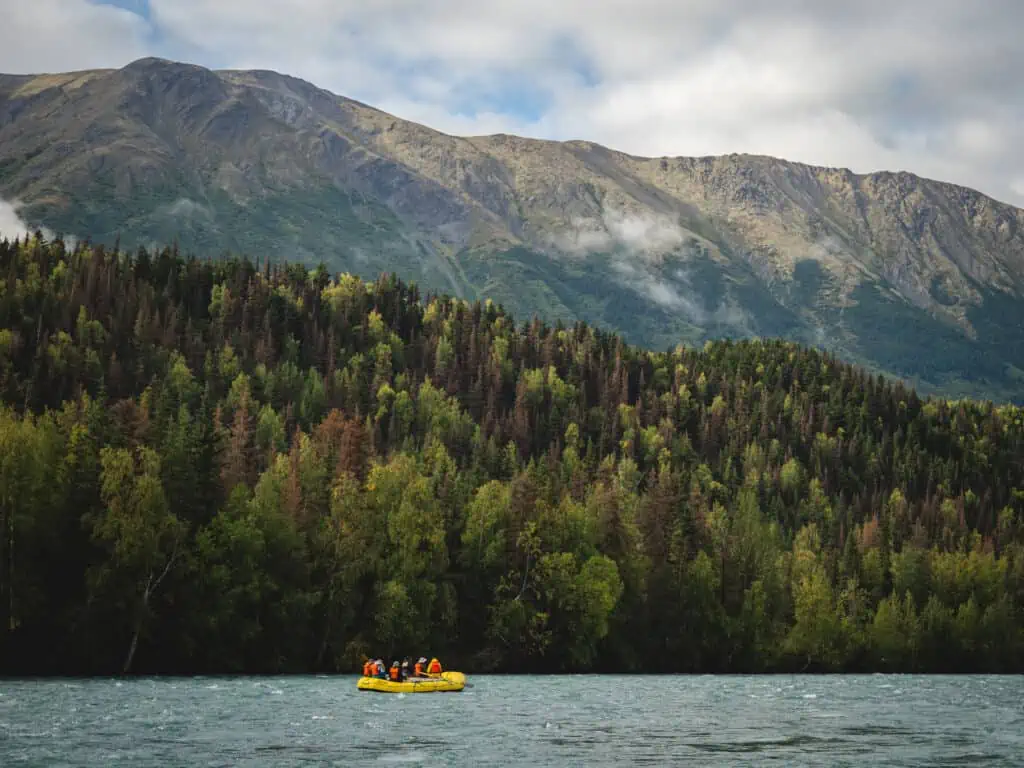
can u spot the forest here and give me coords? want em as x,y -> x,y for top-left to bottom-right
0,233 -> 1022,676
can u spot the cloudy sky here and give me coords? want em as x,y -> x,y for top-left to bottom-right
3,0 -> 1023,206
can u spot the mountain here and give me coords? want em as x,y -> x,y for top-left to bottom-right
1,57 -> 1023,402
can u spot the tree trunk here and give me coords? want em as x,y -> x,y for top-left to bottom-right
124,581 -> 152,675
123,619 -> 141,675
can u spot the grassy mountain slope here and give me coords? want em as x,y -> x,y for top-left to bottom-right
1,58 -> 1023,401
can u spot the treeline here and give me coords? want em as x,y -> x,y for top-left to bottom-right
0,233 -> 1023,675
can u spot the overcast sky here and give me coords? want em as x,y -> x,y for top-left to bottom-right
2,0 -> 1023,206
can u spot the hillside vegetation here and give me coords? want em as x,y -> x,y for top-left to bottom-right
3,58 -> 1024,402
1,233 -> 1023,675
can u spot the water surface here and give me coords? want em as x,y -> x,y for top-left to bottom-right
1,674 -> 1021,766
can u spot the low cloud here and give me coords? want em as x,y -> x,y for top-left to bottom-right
553,207 -> 752,330
710,301 -> 752,331
612,259 -> 706,324
0,199 -> 80,249
552,209 -> 686,259
157,197 -> 213,219
612,260 -> 753,331
0,199 -> 50,242
604,210 -> 686,255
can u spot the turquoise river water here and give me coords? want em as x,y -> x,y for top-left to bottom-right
1,674 -> 1022,766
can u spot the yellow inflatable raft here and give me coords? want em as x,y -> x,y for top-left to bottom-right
357,671 -> 466,693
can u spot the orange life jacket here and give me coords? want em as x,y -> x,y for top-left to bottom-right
389,665 -> 400,681
427,658 -> 442,675
363,661 -> 372,676
414,662 -> 424,676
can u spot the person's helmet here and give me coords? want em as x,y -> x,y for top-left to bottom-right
419,657 -> 427,663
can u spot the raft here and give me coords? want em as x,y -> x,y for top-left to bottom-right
357,671 -> 466,693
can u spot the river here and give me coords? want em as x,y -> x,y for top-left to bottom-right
1,674 -> 1021,766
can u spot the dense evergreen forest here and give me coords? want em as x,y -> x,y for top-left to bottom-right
0,233 -> 1023,676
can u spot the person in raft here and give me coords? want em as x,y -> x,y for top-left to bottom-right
362,658 -> 386,678
406,656 -> 441,678
412,657 -> 442,676
362,656 -> 439,679
387,659 -> 403,684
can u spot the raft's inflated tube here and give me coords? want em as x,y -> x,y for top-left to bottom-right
357,671 -> 466,693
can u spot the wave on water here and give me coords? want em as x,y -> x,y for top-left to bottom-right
1,675 -> 1023,767
377,751 -> 429,764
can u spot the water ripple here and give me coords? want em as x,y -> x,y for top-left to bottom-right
0,674 -> 1021,766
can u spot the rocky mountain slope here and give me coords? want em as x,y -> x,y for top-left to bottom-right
2,57 -> 1023,401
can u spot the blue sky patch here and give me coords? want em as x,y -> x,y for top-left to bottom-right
450,75 -> 553,122
93,0 -> 151,19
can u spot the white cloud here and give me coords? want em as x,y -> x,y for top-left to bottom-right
607,252 -> 753,330
3,0 -> 1024,206
553,210 -> 687,258
551,208 -> 755,327
0,0 -> 151,74
613,260 -> 704,319
157,197 -> 212,219
0,199 -> 50,241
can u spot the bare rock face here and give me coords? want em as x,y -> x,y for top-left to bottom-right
2,58 -> 1024,401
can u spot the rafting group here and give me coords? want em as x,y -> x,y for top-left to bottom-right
357,655 -> 466,693
363,656 -> 442,680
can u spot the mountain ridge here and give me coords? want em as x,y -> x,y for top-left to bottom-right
3,56 -> 1019,204
1,57 -> 1023,402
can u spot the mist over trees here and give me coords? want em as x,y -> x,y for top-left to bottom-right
0,233 -> 1022,675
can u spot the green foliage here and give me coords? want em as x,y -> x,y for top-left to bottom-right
869,591 -> 920,670
786,566 -> 844,670
91,446 -> 187,672
0,236 -> 1023,674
